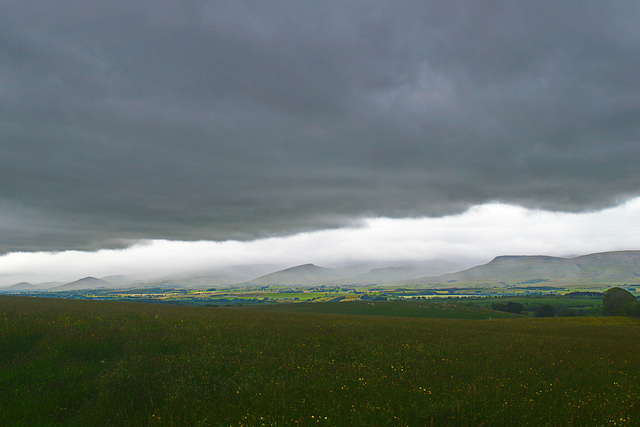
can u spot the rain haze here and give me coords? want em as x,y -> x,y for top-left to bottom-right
1,1 -> 639,284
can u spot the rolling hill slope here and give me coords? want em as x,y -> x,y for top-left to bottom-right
247,264 -> 344,285
53,277 -> 112,291
410,251 -> 640,288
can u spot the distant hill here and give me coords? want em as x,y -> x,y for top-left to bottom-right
248,264 -> 344,285
346,260 -> 463,285
2,282 -> 37,291
245,261 -> 465,286
36,281 -> 64,289
138,264 -> 286,288
171,265 -> 285,287
99,275 -> 131,286
6,251 -> 638,291
410,250 -> 640,288
54,277 -> 112,291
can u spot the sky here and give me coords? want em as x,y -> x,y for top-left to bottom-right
1,1 -> 639,284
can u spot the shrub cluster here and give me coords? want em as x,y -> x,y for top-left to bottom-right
603,287 -> 640,317
533,304 -> 555,317
490,301 -> 523,314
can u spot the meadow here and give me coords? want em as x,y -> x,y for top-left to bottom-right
249,299 -> 520,319
2,295 -> 640,426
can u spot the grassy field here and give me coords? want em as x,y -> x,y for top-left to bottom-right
249,299 -> 520,319
2,296 -> 640,426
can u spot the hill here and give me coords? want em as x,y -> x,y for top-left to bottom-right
99,275 -> 131,286
1,282 -> 37,291
247,264 -> 343,285
345,260 -> 463,285
411,250 -> 640,288
53,276 -> 112,291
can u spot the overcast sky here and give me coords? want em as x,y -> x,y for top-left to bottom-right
1,1 -> 639,283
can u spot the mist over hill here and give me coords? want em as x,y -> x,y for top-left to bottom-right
165,264 -> 285,287
1,251 -> 638,291
247,264 -> 343,285
348,260 -> 463,285
245,260 -> 465,286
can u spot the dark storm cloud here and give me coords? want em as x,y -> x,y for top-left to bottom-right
1,0 -> 640,252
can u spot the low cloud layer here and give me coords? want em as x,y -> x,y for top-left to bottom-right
2,1 -> 640,253
1,199 -> 639,286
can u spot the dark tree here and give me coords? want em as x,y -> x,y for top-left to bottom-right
534,304 -> 555,317
625,302 -> 640,318
491,301 -> 523,314
491,302 -> 506,312
602,287 -> 638,316
504,301 -> 524,314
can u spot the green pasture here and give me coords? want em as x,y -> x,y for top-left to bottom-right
2,296 -> 640,426
469,295 -> 604,316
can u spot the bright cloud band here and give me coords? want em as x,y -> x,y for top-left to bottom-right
1,198 -> 639,286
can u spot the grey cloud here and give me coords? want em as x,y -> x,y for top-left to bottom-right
1,0 -> 640,253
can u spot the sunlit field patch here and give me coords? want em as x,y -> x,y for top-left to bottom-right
2,296 -> 640,425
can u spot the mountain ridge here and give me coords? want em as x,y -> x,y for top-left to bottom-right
409,250 -> 640,288
247,264 -> 343,285
53,276 -> 112,291
3,250 -> 638,290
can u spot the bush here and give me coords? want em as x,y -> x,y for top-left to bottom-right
603,287 -> 638,316
491,301 -> 523,314
624,302 -> 640,317
534,304 -> 555,317
491,302 -> 506,312
504,301 -> 524,314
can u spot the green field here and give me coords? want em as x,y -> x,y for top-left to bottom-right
468,295 -> 605,316
2,296 -> 640,426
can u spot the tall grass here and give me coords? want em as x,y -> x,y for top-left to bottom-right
250,299 -> 520,319
2,296 -> 639,425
